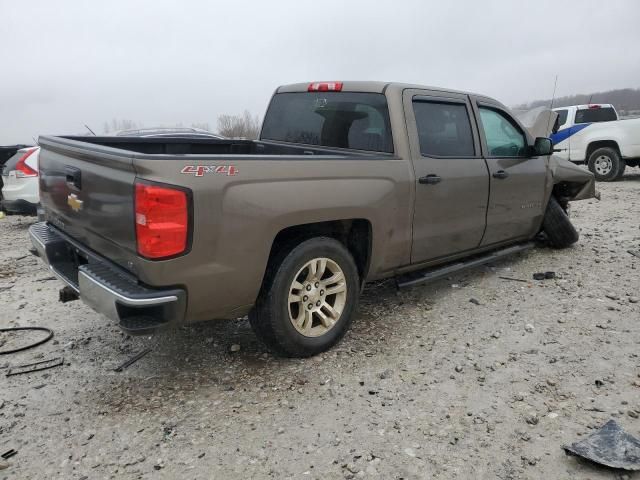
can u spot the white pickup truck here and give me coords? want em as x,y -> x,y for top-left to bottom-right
550,104 -> 640,181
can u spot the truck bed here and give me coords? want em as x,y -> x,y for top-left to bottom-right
59,136 -> 380,157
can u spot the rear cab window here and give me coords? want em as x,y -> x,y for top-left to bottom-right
574,107 -> 617,124
261,92 -> 393,153
412,100 -> 475,157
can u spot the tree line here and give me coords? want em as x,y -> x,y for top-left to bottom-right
516,88 -> 640,116
102,110 -> 261,138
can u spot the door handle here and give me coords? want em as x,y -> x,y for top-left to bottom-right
493,170 -> 509,179
419,174 -> 442,185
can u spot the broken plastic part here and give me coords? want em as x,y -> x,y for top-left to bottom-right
564,420 -> 640,471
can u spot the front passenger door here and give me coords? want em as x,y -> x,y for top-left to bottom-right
474,102 -> 547,246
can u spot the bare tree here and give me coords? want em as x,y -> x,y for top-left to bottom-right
217,110 -> 260,139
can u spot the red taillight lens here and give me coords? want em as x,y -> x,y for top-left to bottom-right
15,148 -> 38,178
308,82 -> 343,92
588,104 -> 601,109
135,182 -> 189,259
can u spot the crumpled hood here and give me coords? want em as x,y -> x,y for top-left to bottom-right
514,106 -> 559,138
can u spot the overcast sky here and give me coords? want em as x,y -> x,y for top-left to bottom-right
2,0 -> 640,143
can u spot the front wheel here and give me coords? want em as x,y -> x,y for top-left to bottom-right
542,196 -> 579,248
250,237 -> 360,357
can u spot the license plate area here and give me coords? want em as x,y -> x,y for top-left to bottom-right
48,241 -> 89,290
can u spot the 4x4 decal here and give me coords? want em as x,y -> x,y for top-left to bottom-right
181,165 -> 238,177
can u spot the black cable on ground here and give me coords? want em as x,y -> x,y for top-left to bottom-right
0,327 -> 54,355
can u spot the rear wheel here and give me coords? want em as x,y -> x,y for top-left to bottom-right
250,237 -> 359,357
542,196 -> 579,248
587,147 -> 624,181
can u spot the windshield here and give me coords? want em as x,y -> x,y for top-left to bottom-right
261,92 -> 393,153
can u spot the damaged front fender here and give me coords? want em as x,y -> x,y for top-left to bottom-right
548,155 -> 597,202
515,106 -> 597,203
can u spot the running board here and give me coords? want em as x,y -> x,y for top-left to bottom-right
396,242 -> 536,289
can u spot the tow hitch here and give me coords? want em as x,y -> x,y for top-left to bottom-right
59,286 -> 79,303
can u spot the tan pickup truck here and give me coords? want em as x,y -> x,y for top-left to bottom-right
30,81 -> 595,357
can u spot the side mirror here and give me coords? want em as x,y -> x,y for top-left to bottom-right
532,137 -> 553,156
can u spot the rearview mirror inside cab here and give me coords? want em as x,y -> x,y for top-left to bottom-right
532,137 -> 553,156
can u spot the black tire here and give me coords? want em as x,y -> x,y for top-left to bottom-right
542,195 -> 579,249
250,237 -> 360,357
587,147 -> 624,181
615,159 -> 627,179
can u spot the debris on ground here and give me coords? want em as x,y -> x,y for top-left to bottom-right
533,271 -> 556,280
0,327 -> 54,355
564,420 -> 640,471
113,348 -> 152,372
6,357 -> 64,377
1,449 -> 17,460
498,276 -> 529,283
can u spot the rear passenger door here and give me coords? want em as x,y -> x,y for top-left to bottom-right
472,99 -> 547,246
404,90 -> 490,264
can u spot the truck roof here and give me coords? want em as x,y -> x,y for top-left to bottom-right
276,81 -> 486,99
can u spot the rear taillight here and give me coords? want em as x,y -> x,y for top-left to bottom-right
588,104 -> 601,109
308,82 -> 343,92
135,182 -> 189,259
15,148 -> 38,178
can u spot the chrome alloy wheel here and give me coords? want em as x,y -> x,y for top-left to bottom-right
594,155 -> 613,176
287,257 -> 347,337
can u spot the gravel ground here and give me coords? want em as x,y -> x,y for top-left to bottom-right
1,171 -> 639,480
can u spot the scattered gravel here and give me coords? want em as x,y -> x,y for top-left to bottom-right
0,172 -> 639,479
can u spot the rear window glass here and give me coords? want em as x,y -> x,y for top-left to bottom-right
413,101 -> 475,157
574,107 -> 617,124
261,92 -> 393,153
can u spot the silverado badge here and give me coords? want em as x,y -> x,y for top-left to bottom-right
67,193 -> 83,212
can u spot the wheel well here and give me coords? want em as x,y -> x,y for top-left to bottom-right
586,140 -> 620,161
268,220 -> 372,281
551,184 -> 574,210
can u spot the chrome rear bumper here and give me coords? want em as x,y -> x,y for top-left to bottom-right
29,222 -> 186,334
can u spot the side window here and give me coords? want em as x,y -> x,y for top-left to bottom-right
413,100 -> 475,157
478,107 -> 528,157
556,109 -> 568,128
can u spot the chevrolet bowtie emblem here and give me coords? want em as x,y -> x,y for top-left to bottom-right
67,193 -> 83,212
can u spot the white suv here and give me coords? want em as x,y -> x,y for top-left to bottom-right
1,146 -> 40,215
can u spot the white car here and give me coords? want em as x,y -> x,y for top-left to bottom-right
1,146 -> 40,215
551,104 -> 640,181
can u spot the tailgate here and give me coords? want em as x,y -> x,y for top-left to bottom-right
38,136 -> 138,268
